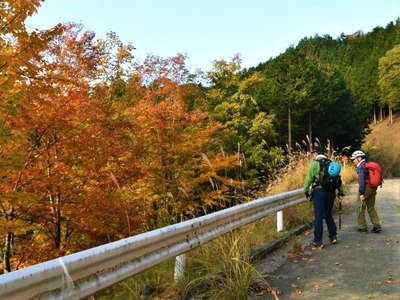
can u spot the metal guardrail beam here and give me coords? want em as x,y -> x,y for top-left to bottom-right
0,188 -> 306,300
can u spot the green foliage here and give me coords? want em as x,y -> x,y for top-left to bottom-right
378,44 -> 400,110
246,19 -> 400,152
204,56 -> 283,180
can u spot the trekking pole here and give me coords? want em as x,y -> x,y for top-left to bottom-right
338,198 -> 342,230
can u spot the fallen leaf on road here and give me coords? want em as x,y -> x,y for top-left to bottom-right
249,279 -> 271,296
383,237 -> 394,243
308,258 -> 316,262
372,281 -> 382,286
335,262 -> 343,266
368,296 -> 376,299
295,289 -> 303,295
273,288 -> 282,295
344,245 -> 350,248
288,252 -> 302,258
313,284 -> 321,291
328,283 -> 337,288
291,284 -> 298,288
384,280 -> 396,284
253,290 -> 269,296
292,260 -> 299,264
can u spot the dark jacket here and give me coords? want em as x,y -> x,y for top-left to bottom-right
356,159 -> 367,196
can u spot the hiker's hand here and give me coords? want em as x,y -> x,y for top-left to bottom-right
360,195 -> 365,202
305,192 -> 310,200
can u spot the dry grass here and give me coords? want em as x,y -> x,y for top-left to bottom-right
266,152 -> 310,195
363,115 -> 400,177
340,161 -> 358,184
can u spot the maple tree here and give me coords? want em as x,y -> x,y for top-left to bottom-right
2,26 -> 140,266
0,0 -> 66,272
0,19 -> 137,269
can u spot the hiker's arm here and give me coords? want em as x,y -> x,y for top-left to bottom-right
304,161 -> 318,194
357,166 -> 366,196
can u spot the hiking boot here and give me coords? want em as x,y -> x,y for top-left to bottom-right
312,241 -> 323,249
357,228 -> 368,232
371,226 -> 382,233
330,236 -> 337,244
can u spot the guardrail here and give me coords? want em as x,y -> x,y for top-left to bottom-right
0,188 -> 306,300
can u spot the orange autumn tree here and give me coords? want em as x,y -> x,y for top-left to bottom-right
124,55 -> 242,228
7,26 -> 143,266
0,24 -> 139,270
0,0 -> 65,272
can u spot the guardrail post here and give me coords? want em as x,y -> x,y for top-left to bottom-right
174,254 -> 186,281
277,210 -> 284,232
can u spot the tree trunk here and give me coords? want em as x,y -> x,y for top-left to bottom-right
55,194 -> 61,249
380,107 -> 383,121
48,192 -> 61,249
288,104 -> 292,153
308,111 -> 313,152
373,104 -> 376,124
2,232 -> 14,272
390,107 -> 393,125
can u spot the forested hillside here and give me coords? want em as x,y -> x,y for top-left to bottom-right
248,20 -> 400,150
0,1 -> 399,273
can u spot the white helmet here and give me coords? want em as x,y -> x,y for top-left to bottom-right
350,150 -> 365,160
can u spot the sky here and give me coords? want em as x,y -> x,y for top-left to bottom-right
27,0 -> 400,72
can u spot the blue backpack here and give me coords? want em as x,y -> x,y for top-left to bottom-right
328,161 -> 341,177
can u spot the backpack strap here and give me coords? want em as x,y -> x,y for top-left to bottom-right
312,158 -> 329,189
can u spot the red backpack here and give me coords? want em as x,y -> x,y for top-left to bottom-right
364,161 -> 383,187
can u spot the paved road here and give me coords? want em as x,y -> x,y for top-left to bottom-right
255,179 -> 400,299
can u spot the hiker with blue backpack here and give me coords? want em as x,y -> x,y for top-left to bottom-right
350,150 -> 382,233
304,146 -> 344,248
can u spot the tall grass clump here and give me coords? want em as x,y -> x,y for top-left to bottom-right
183,229 -> 263,300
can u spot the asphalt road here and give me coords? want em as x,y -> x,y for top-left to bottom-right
254,179 -> 400,299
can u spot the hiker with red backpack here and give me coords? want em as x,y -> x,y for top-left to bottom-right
350,150 -> 382,233
304,146 -> 345,248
